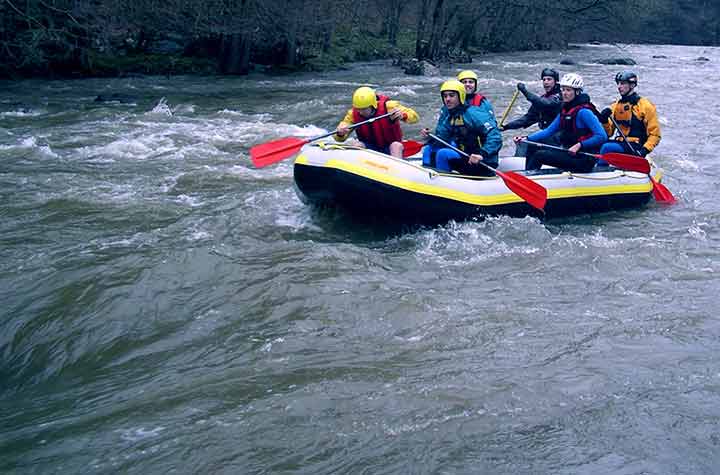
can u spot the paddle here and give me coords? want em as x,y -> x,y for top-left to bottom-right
250,111 -> 395,168
428,133 -> 547,211
499,89 -> 520,129
524,140 -> 651,174
402,139 -> 424,157
608,116 -> 676,204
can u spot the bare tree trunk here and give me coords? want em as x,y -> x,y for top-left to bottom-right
385,0 -> 403,46
220,33 -> 250,74
426,0 -> 445,60
415,0 -> 431,60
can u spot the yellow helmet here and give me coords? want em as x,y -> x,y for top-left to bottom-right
352,86 -> 378,109
440,80 -> 466,104
457,70 -> 478,83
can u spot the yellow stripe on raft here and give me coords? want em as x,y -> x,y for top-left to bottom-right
547,182 -> 652,198
295,155 -> 653,206
326,159 -> 522,206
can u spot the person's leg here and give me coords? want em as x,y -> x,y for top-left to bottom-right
514,141 -> 528,157
389,141 -> 404,158
535,149 -> 597,172
435,148 -> 462,172
598,141 -> 625,166
422,144 -> 436,167
455,159 -> 495,176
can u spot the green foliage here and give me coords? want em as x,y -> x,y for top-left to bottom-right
0,0 -> 717,78
303,28 -> 416,72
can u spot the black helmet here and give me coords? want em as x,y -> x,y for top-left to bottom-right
615,70 -> 638,85
540,68 -> 559,81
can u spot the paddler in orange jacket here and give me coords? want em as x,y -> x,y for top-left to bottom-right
334,86 -> 419,158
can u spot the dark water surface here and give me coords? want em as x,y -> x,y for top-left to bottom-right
2,44 -> 719,474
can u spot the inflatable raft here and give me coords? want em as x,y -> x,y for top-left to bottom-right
293,142 -> 664,222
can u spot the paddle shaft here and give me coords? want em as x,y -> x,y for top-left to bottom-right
609,116 -> 676,203
524,140 -> 599,159
608,116 -> 641,157
428,133 -> 547,211
499,89 -> 520,127
320,111 -> 395,142
428,133 -> 495,174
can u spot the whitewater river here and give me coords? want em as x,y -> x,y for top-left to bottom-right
2,43 -> 719,474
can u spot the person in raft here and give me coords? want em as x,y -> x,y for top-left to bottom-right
502,67 -> 562,131
334,86 -> 419,158
457,70 -> 495,113
514,73 -> 607,172
420,79 -> 502,176
597,70 -> 661,162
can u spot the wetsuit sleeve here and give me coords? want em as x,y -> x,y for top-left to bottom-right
577,109 -> 608,150
602,101 -> 619,136
527,115 -> 560,142
333,108 -> 355,142
524,90 -> 561,109
466,106 -> 502,158
640,99 -> 661,152
433,107 -> 452,142
386,100 -> 419,124
503,104 -> 540,130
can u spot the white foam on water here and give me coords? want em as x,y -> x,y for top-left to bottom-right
21,136 -> 38,147
288,79 -> 360,88
145,97 -> 173,116
414,217 -> 545,266
381,85 -> 420,96
688,221 -> 708,241
174,194 -> 203,207
117,426 -> 165,442
1,109 -> 45,117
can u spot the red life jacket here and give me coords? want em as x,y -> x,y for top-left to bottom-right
468,93 -> 486,106
352,95 -> 402,148
559,102 -> 601,147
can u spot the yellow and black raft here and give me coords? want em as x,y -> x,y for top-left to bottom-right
293,142 -> 666,222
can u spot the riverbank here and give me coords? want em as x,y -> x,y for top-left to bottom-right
0,30 -> 487,80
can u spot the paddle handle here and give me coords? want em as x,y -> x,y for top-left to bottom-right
331,111 -> 395,140
428,133 -> 495,174
499,89 -> 520,128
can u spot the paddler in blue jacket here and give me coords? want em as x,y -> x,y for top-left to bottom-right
420,80 -> 502,175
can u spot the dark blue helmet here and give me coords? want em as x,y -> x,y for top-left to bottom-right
540,68 -> 559,81
615,70 -> 638,85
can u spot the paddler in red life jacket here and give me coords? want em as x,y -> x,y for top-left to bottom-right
514,73 -> 607,172
334,86 -> 419,158
457,70 -> 493,111
598,70 -> 661,159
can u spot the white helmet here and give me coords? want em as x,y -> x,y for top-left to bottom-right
559,73 -> 584,90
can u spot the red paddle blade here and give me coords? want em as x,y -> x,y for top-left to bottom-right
495,169 -> 547,211
250,137 -> 309,168
649,176 -> 676,204
601,152 -> 650,174
402,140 -> 424,157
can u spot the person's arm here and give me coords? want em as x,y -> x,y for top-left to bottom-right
576,109 -> 608,150
466,107 -> 502,159
527,115 -> 560,142
386,100 -> 419,124
524,90 -> 561,110
503,104 -> 540,130
639,99 -> 661,154
333,108 -> 355,142
600,102 -> 617,136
